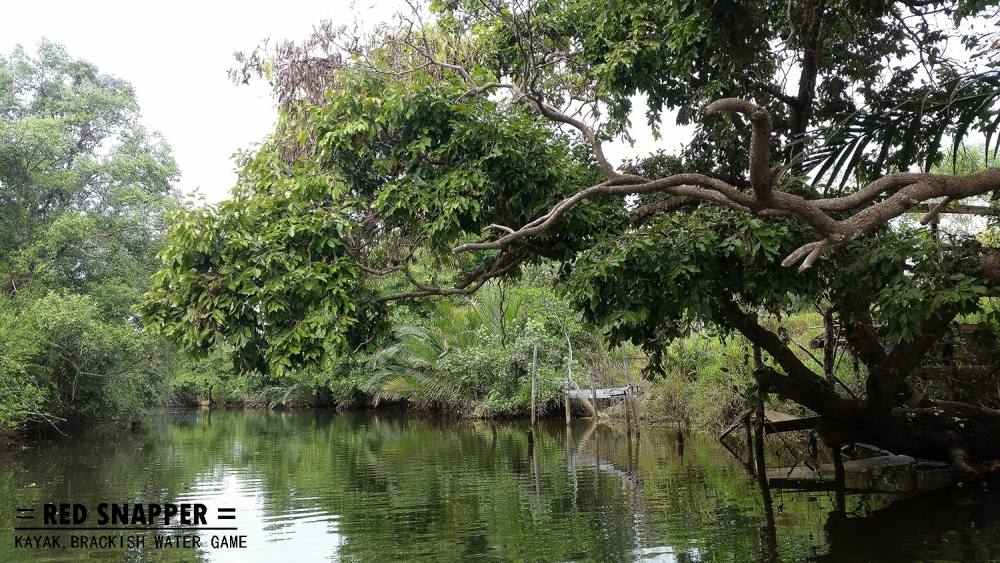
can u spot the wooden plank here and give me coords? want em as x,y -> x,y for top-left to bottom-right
763,409 -> 823,433
767,455 -> 954,494
565,387 -> 629,400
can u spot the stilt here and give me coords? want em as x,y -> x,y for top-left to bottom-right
565,332 -> 573,424
530,343 -> 538,428
833,445 -> 847,513
621,343 -> 634,436
754,386 -> 777,559
623,392 -> 633,437
590,370 -> 599,416
751,344 -> 777,559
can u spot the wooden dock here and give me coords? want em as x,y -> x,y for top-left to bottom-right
762,409 -> 823,434
767,454 -> 953,493
564,385 -> 639,400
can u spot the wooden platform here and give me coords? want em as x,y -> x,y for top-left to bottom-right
564,384 -> 640,400
767,455 -> 953,493
763,409 -> 823,434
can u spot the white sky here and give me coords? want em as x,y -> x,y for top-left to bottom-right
2,0 -> 690,203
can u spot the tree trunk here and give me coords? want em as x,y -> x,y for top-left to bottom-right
822,309 -> 836,384
721,292 -> 1000,475
754,366 -> 1000,474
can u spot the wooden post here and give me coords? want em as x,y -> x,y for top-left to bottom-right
833,446 -> 846,513
621,343 -> 634,436
751,343 -> 777,558
626,429 -> 634,474
565,333 -> 573,424
623,392 -> 633,437
530,343 -> 538,428
590,370 -> 599,417
622,343 -> 640,436
754,386 -> 777,556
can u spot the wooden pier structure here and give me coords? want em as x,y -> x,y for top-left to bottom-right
718,406 -> 976,500
562,382 -> 642,433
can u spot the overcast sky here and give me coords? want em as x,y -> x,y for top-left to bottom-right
3,0 -> 690,203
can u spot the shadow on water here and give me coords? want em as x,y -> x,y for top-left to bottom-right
0,409 -> 996,561
814,475 -> 1000,562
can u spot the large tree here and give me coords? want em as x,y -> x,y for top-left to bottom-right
144,1 -> 1000,473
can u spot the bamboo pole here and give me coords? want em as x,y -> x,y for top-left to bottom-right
564,391 -> 572,424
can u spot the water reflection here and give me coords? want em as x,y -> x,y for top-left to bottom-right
0,410 -> 996,561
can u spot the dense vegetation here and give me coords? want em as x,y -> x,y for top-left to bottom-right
142,0 -> 1000,475
4,2 -> 1000,477
169,267 -> 628,418
0,42 -> 181,436
0,41 -> 628,436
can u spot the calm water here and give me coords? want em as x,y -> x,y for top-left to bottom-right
1,410 -> 997,562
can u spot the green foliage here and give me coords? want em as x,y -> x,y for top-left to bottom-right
566,206 -> 818,367
0,41 -> 181,435
143,55 -> 625,374
828,227 -> 990,343
363,273 -> 598,417
440,0 -> 1000,185
0,292 -> 169,428
142,2 -> 1000,425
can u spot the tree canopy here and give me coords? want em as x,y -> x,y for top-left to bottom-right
0,41 -> 181,432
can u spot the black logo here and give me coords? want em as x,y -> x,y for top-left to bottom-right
12,503 -> 247,551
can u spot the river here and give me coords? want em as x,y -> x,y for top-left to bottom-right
1,410 -> 997,561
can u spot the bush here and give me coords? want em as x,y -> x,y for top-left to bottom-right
0,292 -> 171,434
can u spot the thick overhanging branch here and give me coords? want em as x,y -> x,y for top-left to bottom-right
716,298 -> 857,419
444,93 -> 1000,279
386,46 -> 1000,282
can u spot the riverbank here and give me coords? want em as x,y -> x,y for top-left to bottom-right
167,312 -> 852,435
